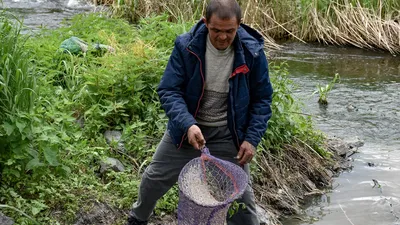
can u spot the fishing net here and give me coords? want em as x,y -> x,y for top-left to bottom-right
178,147 -> 248,225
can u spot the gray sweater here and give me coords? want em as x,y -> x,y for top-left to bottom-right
196,35 -> 234,127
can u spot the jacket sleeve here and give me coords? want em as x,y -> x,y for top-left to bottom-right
157,38 -> 197,133
245,50 -> 273,147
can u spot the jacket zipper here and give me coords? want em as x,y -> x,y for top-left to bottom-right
177,48 -> 205,149
230,64 -> 250,148
179,47 -> 248,149
229,76 -> 240,149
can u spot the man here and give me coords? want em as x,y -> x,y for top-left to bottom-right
127,0 -> 273,224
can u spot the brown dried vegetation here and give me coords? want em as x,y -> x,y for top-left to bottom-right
94,0 -> 400,54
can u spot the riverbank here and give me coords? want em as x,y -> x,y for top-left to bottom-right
65,137 -> 362,225
0,11 -> 377,225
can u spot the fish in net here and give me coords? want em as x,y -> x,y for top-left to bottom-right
177,147 -> 248,225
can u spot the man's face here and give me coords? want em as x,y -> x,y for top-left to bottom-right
205,14 -> 239,50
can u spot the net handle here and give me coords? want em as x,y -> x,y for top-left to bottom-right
200,146 -> 210,185
200,146 -> 210,155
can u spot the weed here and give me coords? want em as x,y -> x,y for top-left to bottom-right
0,204 -> 40,225
260,62 -> 326,156
313,73 -> 340,105
0,14 -> 35,117
228,201 -> 246,218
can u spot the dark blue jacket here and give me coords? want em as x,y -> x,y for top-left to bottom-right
157,19 -> 273,149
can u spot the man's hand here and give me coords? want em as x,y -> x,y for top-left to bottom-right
237,141 -> 255,165
187,125 -> 206,150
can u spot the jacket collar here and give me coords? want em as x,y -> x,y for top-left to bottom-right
186,19 -> 264,61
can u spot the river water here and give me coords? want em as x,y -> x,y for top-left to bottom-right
0,0 -> 93,32
274,43 -> 400,225
1,1 -> 400,225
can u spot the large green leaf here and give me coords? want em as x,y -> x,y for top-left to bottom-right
43,146 -> 60,166
31,200 -> 48,216
3,122 -> 15,136
26,158 -> 45,171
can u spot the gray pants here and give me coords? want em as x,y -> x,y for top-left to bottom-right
131,125 -> 259,225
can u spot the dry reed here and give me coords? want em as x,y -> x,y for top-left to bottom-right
305,2 -> 400,54
94,0 -> 399,54
253,140 -> 332,224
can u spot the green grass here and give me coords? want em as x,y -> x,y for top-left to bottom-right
0,14 -> 35,118
0,13 -> 38,183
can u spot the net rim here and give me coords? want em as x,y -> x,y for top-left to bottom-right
178,148 -> 248,207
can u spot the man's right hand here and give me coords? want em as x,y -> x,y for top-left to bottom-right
187,125 -> 206,150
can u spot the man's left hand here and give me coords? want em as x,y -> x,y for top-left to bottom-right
236,141 -> 256,165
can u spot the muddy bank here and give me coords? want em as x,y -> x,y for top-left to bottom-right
250,137 -> 362,224
65,137 -> 361,225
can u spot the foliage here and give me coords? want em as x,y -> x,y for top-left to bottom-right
0,13 -> 193,224
313,73 -> 340,105
0,12 -> 327,224
0,12 -> 73,185
228,201 -> 246,218
154,185 -> 180,216
110,0 -> 205,23
0,204 -> 39,224
137,14 -> 193,49
259,63 -> 326,156
0,15 -> 35,122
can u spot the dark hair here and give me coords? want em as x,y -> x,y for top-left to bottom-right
205,0 -> 242,24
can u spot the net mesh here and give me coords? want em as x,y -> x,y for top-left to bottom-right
177,147 -> 248,225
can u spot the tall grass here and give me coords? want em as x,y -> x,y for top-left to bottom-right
0,13 -> 37,180
0,15 -> 36,119
98,0 -> 400,53
110,0 -> 206,22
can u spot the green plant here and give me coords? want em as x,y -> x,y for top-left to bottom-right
228,201 -> 246,218
259,62 -> 326,156
154,185 -> 180,216
0,204 -> 40,225
0,13 -> 37,179
313,73 -> 340,105
0,12 -> 75,179
0,15 -> 35,118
